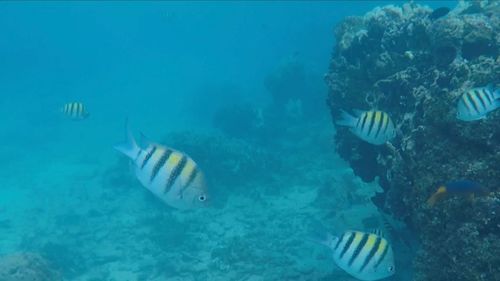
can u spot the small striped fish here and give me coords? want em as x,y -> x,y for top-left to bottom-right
319,230 -> 395,281
61,102 -> 89,120
457,85 -> 500,121
336,110 -> 396,145
114,122 -> 209,210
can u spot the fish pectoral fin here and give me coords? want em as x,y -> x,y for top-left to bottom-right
139,132 -> 154,147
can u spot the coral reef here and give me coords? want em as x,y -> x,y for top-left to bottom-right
0,252 -> 61,281
162,132 -> 282,193
212,58 -> 327,145
326,1 -> 500,281
265,59 -> 326,121
71,122 -> 370,280
212,102 -> 264,140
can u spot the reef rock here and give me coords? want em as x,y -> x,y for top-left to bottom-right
0,252 -> 61,281
326,1 -> 499,281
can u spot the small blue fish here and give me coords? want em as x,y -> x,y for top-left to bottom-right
427,180 -> 489,206
456,85 -> 500,121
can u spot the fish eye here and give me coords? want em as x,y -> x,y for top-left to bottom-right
388,265 -> 394,272
198,195 -> 206,202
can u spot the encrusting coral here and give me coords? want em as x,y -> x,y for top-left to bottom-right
326,1 -> 499,280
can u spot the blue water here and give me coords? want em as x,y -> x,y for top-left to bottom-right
0,1 -> 454,280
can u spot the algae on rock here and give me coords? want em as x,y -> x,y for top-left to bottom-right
326,2 -> 499,281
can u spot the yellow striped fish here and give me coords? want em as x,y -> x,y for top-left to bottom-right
113,122 -> 209,210
456,85 -> 500,121
318,230 -> 395,281
61,102 -> 89,120
336,110 -> 396,145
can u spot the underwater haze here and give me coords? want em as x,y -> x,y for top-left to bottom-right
2,1 -> 496,281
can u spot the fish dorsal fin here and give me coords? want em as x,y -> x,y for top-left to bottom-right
379,211 -> 398,235
140,134 -> 177,153
485,83 -> 494,92
370,228 -> 385,238
139,132 -> 154,148
493,88 -> 500,100
352,109 -> 366,116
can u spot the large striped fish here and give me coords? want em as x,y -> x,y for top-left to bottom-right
318,230 -> 395,281
114,122 -> 209,210
456,85 -> 500,121
61,102 -> 89,120
336,110 -> 396,145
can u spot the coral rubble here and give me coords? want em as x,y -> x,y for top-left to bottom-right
0,253 -> 61,281
326,1 -> 499,281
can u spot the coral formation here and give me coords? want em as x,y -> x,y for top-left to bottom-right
91,123 -> 364,280
265,59 -> 326,121
0,253 -> 61,281
162,132 -> 282,192
326,1 -> 499,281
212,102 -> 264,140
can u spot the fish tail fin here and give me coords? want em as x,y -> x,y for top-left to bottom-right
308,232 -> 337,250
426,193 -> 439,207
494,88 -> 500,107
335,110 -> 357,127
307,221 -> 338,249
113,118 -> 140,159
490,83 -> 499,98
426,186 -> 447,207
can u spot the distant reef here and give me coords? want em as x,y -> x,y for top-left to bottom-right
0,253 -> 61,281
326,1 -> 499,281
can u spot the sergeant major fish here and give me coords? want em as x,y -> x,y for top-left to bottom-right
61,102 -> 89,120
336,110 -> 396,145
114,122 -> 209,210
456,85 -> 500,121
316,230 -> 395,281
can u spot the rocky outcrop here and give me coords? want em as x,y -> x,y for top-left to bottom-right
0,253 -> 61,281
326,1 -> 499,280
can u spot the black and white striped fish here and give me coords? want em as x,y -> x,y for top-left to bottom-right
61,102 -> 89,120
318,230 -> 395,281
336,110 -> 396,145
456,85 -> 500,121
113,122 -> 209,210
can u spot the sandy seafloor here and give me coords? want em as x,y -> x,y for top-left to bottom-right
0,1 -> 465,279
0,113 -> 415,281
